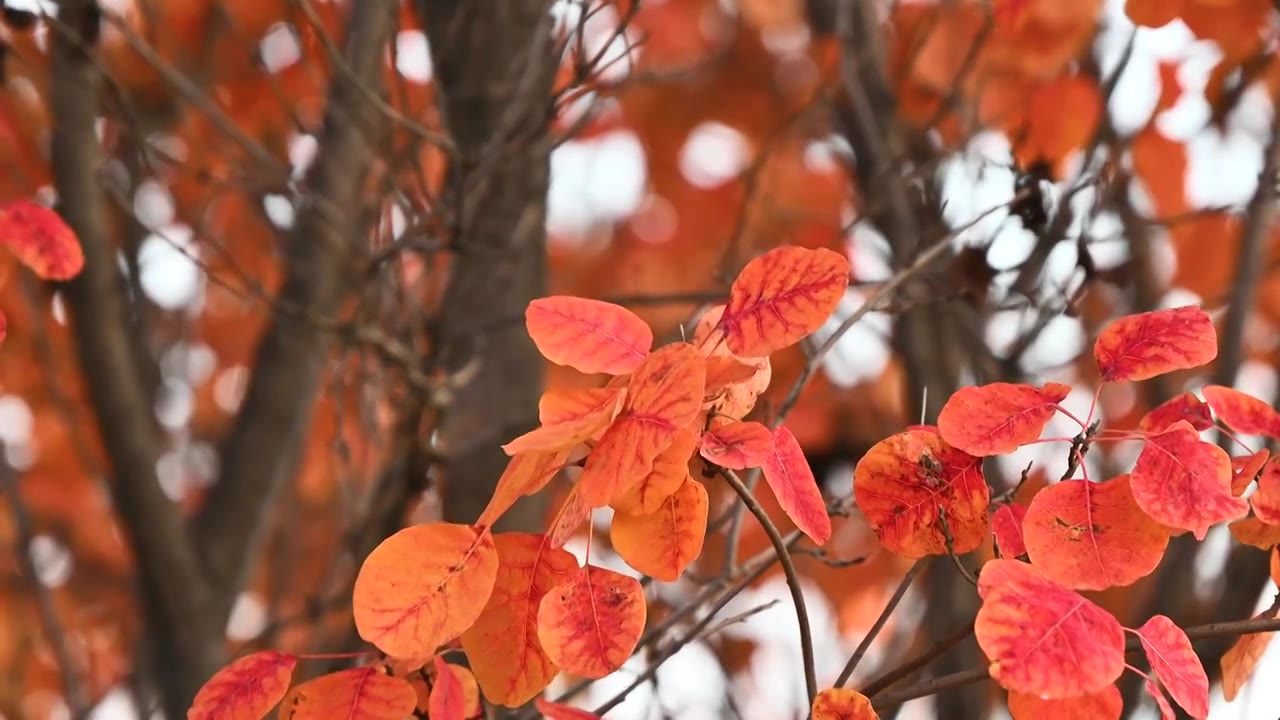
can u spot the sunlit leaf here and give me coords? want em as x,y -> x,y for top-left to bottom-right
937,382 -> 1071,456
503,388 -> 625,455
718,246 -> 850,357
761,426 -> 831,545
975,559 -> 1125,698
460,533 -> 577,707
1022,475 -> 1169,590
611,475 -> 708,581
534,698 -> 601,719
525,296 -> 652,375
1130,421 -> 1247,540
353,523 -> 499,658
548,485 -> 592,549
1135,615 -> 1209,719
477,449 -> 570,529
1138,393 -> 1214,433
278,666 -> 416,720
611,429 -> 698,516
1007,685 -> 1122,720
1093,306 -> 1217,383
699,420 -> 773,470
1221,608 -> 1278,701
1202,384 -> 1280,438
190,651 -> 296,720
0,200 -> 85,280
537,564 -> 646,679
991,503 -> 1029,559
854,429 -> 989,558
810,687 -> 877,719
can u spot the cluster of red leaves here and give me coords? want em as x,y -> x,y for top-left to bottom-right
0,199 -> 86,347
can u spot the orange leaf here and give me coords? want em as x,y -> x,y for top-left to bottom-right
1130,421 -> 1247,539
1272,547 -> 1279,587
761,426 -> 832,545
810,687 -> 877,719
190,650 -> 296,720
1229,515 -> 1280,549
353,523 -> 499,658
1018,76 -> 1101,169
1221,608 -> 1278,701
718,246 -> 850,357
610,475 -> 708,581
1093,306 -> 1217,383
611,429 -> 698,516
1135,615 -> 1209,719
478,449 -> 571,529
937,382 -> 1071,456
460,532 -> 578,707
429,657 -> 470,720
1022,475 -> 1169,590
1007,685 -> 1122,720
525,296 -> 653,375
548,485 -> 592,549
854,429 -> 990,558
0,200 -> 85,280
975,559 -> 1125,698
700,420 -> 774,470
534,698 -> 602,719
578,343 -> 706,507
1125,0 -> 1180,29
503,388 -> 625,455
278,667 -> 416,720
705,355 -> 760,391
1232,449 -> 1269,495
537,564 -> 646,679
992,503 -> 1029,558
1250,459 -> 1280,525
1139,393 -> 1215,434
1203,384 -> 1280,438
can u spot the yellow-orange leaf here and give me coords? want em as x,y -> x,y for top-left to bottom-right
461,533 -> 578,707
353,523 -> 499,658
1221,607 -> 1278,701
611,429 -> 698,516
503,388 -> 624,455
611,475 -> 708,581
0,200 -> 85,280
190,650 -> 296,720
762,425 -> 831,544
811,688 -> 877,719
277,666 -> 416,720
578,343 -> 705,507
719,246 -> 850,357
525,296 -> 652,375
477,449 -> 570,529
1229,515 -> 1280,549
699,420 -> 774,470
537,564 -> 646,679
1007,685 -> 1122,719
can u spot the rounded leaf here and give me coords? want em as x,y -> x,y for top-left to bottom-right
699,420 -> 774,470
277,667 -> 416,720
1139,392 -> 1215,433
1203,384 -> 1280,438
0,200 -> 85,280
1232,449 -> 1269,495
428,656 -> 473,720
975,559 -> 1125,698
1130,421 -> 1247,540
189,650 -> 296,720
1220,610 -> 1277,701
460,532 -> 579,707
353,523 -> 499,658
1022,475 -> 1170,590
761,426 -> 831,545
854,430 -> 990,558
937,382 -> 1070,456
611,429 -> 698,516
991,503 -> 1029,559
537,564 -> 646,679
719,246 -> 850,357
526,296 -> 652,375
811,688 -> 877,719
1135,615 -> 1209,719
1007,685 -> 1122,720
611,475 -> 708,581
1093,306 -> 1217,383
1229,516 -> 1280,549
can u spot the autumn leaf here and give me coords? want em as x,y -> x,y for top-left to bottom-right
0,200 -> 85,280
548,485 -> 592,549
477,449 -> 571,529
189,650 -> 296,720
1229,515 -> 1280,549
937,381 -> 1071,456
1145,681 -> 1176,720
1022,475 -> 1169,590
1138,392 -> 1215,433
534,698 -> 601,719
718,246 -> 850,358
975,559 -> 1125,698
761,425 -> 831,544
578,343 -> 706,507
1007,685 -> 1122,720
1202,384 -> 1280,438
699,420 -> 774,470
853,429 -> 990,558
525,296 -> 653,375
428,656 -> 470,720
352,523 -> 500,658
277,666 -> 417,720
1125,0 -> 1179,29
611,475 -> 708,581
1272,547 -> 1279,587
810,687 -> 877,719
704,355 -> 760,393
1135,615 -> 1209,719
537,564 -> 646,679
991,503 -> 1029,558
1250,459 -> 1280,525
694,305 -> 772,419
611,429 -> 698,516
502,388 -> 625,455
1130,421 -> 1247,539
1232,449 -> 1270,495
424,661 -> 480,719
1093,306 -> 1217,383
460,533 -> 578,707
1221,607 -> 1279,701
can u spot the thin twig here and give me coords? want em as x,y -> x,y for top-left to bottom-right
835,557 -> 930,688
860,623 -> 975,698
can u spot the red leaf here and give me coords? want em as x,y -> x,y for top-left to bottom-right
429,656 -> 468,720
189,650 -> 296,720
761,426 -> 831,544
534,698 -> 602,719
1007,685 -> 1122,720
975,559 -> 1125,698
1135,615 -> 1209,718
280,666 -> 417,720
1203,384 -> 1280,438
718,246 -> 850,357
0,200 -> 84,280
1232,449 -> 1270,495
1145,681 -> 1176,720
991,503 -> 1029,558
525,296 -> 652,375
1138,393 -> 1215,433
1130,421 -> 1247,539
1249,458 -> 1280,525
699,420 -> 774,469
937,382 -> 1071,456
1093,306 -> 1217,383
536,564 -> 646,679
